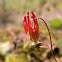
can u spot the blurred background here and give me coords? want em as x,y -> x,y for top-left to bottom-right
0,0 -> 62,62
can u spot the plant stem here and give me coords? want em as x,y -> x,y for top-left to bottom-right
37,17 -> 57,62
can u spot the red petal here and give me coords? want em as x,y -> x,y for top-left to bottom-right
31,11 -> 39,41
23,16 -> 28,34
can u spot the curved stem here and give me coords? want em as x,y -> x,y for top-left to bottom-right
37,17 -> 57,62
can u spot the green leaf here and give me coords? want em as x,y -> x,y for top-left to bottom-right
59,52 -> 62,56
58,2 -> 62,7
50,19 -> 62,29
57,39 -> 62,46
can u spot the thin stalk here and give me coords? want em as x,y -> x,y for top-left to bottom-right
37,17 -> 57,62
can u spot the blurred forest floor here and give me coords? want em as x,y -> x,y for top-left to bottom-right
0,0 -> 62,62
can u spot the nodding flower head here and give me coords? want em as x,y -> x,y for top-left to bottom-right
23,11 -> 39,42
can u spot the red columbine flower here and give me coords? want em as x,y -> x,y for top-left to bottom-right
23,11 -> 39,42
23,11 -> 57,62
